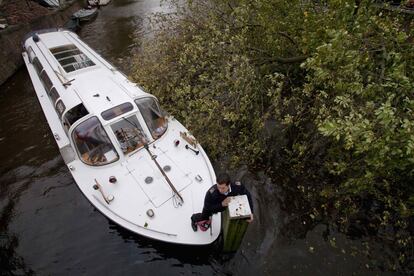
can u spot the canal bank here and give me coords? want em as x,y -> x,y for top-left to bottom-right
0,0 -> 81,86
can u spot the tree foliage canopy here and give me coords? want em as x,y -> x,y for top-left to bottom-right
132,0 -> 414,271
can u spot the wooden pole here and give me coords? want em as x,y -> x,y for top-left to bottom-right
222,195 -> 251,252
144,144 -> 184,203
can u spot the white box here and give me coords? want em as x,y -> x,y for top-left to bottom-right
227,195 -> 252,219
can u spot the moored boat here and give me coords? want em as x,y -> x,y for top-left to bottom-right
71,8 -> 98,22
22,29 -> 220,245
63,18 -> 81,32
88,0 -> 111,6
37,0 -> 60,8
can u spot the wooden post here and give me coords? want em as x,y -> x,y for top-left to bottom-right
222,195 -> 252,252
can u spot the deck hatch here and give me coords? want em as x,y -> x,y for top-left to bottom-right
50,44 -> 95,73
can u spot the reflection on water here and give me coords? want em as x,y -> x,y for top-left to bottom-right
78,0 -> 168,71
0,69 -> 57,172
0,0 -> 391,275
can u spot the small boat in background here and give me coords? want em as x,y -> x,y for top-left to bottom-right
0,16 -> 8,30
71,7 -> 98,22
88,0 -> 111,6
64,17 -> 81,32
37,0 -> 60,8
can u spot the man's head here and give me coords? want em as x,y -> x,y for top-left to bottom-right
216,173 -> 231,194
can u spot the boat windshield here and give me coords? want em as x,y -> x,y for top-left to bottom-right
72,116 -> 119,166
135,97 -> 167,139
101,102 -> 133,121
111,115 -> 148,154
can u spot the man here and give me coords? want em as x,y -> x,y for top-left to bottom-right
191,172 -> 254,231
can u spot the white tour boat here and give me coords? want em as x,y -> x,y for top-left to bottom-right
22,29 -> 220,245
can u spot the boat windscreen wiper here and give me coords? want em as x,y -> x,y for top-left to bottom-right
120,116 -> 184,204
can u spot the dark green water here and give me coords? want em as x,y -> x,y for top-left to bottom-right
0,0 -> 396,275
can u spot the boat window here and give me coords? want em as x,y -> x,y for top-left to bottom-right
101,102 -> 133,121
72,116 -> 119,166
64,104 -> 88,129
135,98 -> 167,139
28,47 -> 36,63
49,87 -> 60,103
111,115 -> 148,154
40,70 -> 53,92
55,100 -> 65,119
32,57 -> 43,75
50,44 -> 95,73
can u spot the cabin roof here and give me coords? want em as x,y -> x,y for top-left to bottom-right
72,72 -> 140,118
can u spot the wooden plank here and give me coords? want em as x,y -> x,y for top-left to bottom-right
222,195 -> 251,252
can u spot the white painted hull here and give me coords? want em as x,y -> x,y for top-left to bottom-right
22,30 -> 220,245
38,0 -> 59,7
72,8 -> 98,21
88,0 -> 111,6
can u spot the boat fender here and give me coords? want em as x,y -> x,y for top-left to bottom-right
196,220 -> 211,231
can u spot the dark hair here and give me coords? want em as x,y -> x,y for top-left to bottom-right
216,173 -> 231,186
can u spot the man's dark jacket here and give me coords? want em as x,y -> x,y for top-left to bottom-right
201,182 -> 253,219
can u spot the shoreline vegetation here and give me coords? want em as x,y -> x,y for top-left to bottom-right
131,0 -> 414,273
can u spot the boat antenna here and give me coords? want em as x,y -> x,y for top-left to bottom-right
121,116 -> 184,204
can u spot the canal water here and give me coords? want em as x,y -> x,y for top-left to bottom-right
0,0 -> 394,275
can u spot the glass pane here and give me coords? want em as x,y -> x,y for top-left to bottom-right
32,57 -> 43,75
54,49 -> 81,60
63,64 -> 76,73
55,100 -> 65,119
101,102 -> 134,120
49,87 -> 60,103
135,98 -> 167,139
28,47 -> 36,63
59,56 -> 77,66
40,70 -> 53,92
64,104 -> 88,127
50,44 -> 95,73
111,115 -> 148,154
73,117 -> 119,166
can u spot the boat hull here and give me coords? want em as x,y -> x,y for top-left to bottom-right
37,0 -> 59,8
71,8 -> 98,22
88,0 -> 111,6
21,30 -> 220,245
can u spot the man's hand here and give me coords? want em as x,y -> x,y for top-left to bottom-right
221,197 -> 231,207
247,214 -> 254,223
